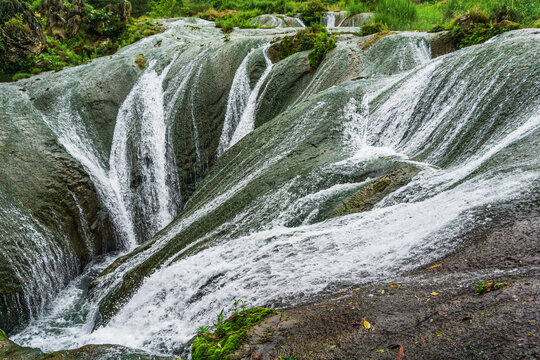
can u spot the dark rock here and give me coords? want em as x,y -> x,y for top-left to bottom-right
41,0 -> 85,39
0,0 -> 46,65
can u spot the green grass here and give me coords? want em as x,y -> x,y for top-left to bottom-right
373,0 -> 418,30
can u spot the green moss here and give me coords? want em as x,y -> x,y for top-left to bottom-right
134,54 -> 147,70
3,13 -> 29,31
0,328 -> 7,340
12,72 -> 32,81
533,19 -> 540,28
361,30 -> 397,51
191,307 -> 275,360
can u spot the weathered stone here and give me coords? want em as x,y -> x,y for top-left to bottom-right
41,0 -> 85,39
0,0 -> 46,65
430,30 -> 455,58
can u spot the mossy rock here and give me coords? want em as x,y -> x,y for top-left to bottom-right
334,165 -> 420,216
361,30 -> 397,51
134,54 -> 147,70
191,307 -> 275,360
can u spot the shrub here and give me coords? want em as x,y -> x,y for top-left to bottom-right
300,0 -> 327,27
360,21 -> 387,35
374,0 -> 418,30
280,24 -> 336,68
308,28 -> 336,68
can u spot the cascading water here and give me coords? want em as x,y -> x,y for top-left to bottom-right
110,56 -> 179,243
326,12 -> 336,28
5,23 -> 539,360
218,43 -> 274,155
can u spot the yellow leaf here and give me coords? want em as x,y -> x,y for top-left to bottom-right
364,320 -> 371,330
381,289 -> 385,294
429,263 -> 443,269
430,292 -> 439,295
389,283 -> 398,287
376,349 -> 385,353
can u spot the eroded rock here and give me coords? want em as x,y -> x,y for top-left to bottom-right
0,0 -> 46,65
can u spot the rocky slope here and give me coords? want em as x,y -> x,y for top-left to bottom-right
0,17 -> 538,360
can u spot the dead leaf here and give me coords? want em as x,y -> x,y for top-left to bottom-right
430,292 -> 439,296
364,319 -> 371,330
429,263 -> 443,269
396,345 -> 405,360
461,316 -> 472,322
390,284 -> 398,287
437,311 -> 448,317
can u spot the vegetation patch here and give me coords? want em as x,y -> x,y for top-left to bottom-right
277,24 -> 336,69
0,328 -> 7,340
191,305 -> 276,360
474,280 -> 509,295
2,17 -> 163,81
300,0 -> 327,27
449,9 -> 521,48
360,21 -> 387,35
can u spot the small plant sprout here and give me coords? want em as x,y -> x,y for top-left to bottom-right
197,325 -> 210,335
474,280 -> 509,294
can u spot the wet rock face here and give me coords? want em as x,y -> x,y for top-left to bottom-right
430,31 -> 456,58
0,0 -> 46,65
0,83 -> 117,332
42,0 -> 85,39
250,14 -> 304,28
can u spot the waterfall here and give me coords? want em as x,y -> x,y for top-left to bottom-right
6,26 -> 539,358
110,56 -> 179,244
77,30 -> 539,354
326,12 -> 336,28
217,43 -> 274,156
